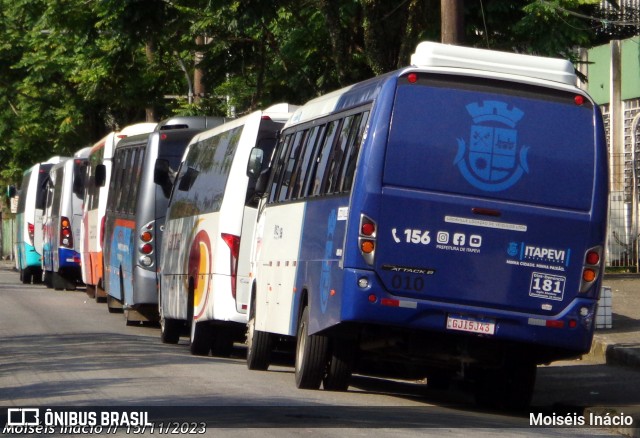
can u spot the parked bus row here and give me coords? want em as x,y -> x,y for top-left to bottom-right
11,42 -> 609,410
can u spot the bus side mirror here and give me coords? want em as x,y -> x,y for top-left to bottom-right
247,147 -> 270,198
95,164 -> 106,187
7,185 -> 16,198
154,159 -> 174,198
178,167 -> 198,192
247,147 -> 264,179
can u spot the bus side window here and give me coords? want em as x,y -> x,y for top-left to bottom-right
278,130 -> 306,202
341,111 -> 369,193
298,125 -> 326,199
126,148 -> 143,215
106,155 -> 118,212
267,135 -> 293,204
114,149 -> 129,214
310,120 -> 340,197
324,115 -> 356,194
122,148 -> 137,214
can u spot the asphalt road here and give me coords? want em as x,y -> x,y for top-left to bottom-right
0,262 -> 633,437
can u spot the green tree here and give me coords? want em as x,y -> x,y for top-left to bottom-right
0,0 -> 632,191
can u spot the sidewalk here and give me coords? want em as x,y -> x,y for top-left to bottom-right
591,274 -> 640,368
587,274 -> 640,438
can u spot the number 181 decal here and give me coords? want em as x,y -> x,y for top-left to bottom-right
529,272 -> 566,301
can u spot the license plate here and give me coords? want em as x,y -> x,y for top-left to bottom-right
446,315 -> 495,335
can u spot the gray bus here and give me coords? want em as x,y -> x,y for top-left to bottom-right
102,116 -> 226,325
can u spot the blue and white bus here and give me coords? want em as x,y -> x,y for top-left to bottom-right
245,42 -> 608,409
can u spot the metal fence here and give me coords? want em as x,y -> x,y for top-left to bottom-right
603,98 -> 640,271
1,214 -> 15,260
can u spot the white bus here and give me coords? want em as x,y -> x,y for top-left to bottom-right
158,104 -> 296,356
15,156 -> 66,284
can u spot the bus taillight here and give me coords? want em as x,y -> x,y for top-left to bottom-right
60,217 -> 73,248
221,233 -> 240,298
579,246 -> 603,293
358,214 -> 377,266
138,221 -> 155,267
28,223 -> 35,245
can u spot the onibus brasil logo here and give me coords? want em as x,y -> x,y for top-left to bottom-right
455,100 -> 529,192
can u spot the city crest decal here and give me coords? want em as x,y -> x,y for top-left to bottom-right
454,100 -> 529,192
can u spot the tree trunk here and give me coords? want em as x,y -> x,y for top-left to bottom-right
194,35 -> 206,104
145,40 -> 156,122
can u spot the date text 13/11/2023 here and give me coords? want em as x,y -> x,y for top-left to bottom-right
2,422 -> 207,435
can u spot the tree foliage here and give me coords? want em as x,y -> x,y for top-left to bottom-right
0,0 -> 635,189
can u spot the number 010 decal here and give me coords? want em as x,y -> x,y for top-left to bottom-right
529,272 -> 566,301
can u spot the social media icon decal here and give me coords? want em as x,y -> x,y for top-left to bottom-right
437,231 -> 449,244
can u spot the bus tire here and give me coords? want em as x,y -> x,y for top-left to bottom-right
43,271 -> 53,288
474,359 -> 537,411
295,307 -> 329,390
160,315 -> 182,344
322,338 -> 355,391
107,294 -> 124,314
52,272 -> 65,290
95,281 -> 106,303
190,320 -> 212,356
246,311 -> 272,371
210,327 -> 234,357
85,284 -> 96,299
21,270 -> 32,284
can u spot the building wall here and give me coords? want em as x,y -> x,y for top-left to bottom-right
587,37 -> 640,105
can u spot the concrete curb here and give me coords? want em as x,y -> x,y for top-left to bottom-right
590,337 -> 640,369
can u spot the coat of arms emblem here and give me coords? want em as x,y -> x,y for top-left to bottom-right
455,100 -> 529,192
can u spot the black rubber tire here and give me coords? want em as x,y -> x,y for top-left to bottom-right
21,270 -> 32,284
107,295 -> 123,314
52,272 -> 76,291
210,327 -> 234,357
160,314 -> 182,345
52,272 -> 65,290
190,320 -> 212,356
43,271 -> 53,288
85,284 -> 96,299
295,307 -> 329,389
246,311 -> 272,370
322,338 -> 355,391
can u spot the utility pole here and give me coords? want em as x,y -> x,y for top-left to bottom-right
441,0 -> 464,45
194,35 -> 206,104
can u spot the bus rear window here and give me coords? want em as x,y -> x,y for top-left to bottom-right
384,75 -> 596,211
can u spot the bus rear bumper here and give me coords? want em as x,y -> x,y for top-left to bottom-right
336,268 -> 597,359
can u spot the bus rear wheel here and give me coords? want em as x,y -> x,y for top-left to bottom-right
21,269 -> 32,284
43,271 -> 53,288
160,316 -> 182,344
295,306 -> 329,389
322,338 -> 355,391
246,310 -> 272,370
190,320 -> 212,356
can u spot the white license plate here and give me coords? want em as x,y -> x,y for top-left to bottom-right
446,315 -> 495,335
